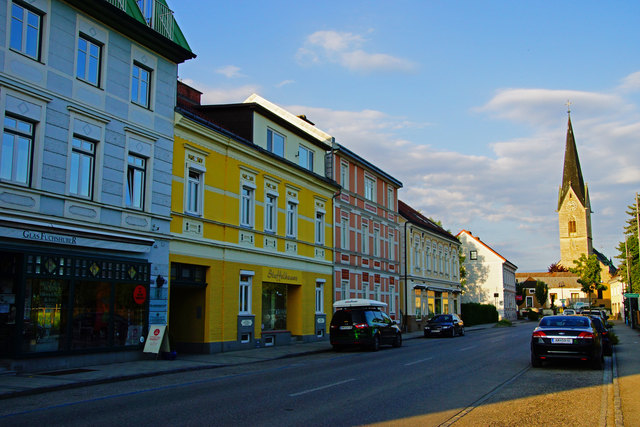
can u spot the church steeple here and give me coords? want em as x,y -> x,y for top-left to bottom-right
557,108 -> 593,268
558,112 -> 588,210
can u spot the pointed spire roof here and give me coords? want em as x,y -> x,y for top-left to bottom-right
558,113 -> 587,209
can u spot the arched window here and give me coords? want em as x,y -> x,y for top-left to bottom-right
568,219 -> 576,233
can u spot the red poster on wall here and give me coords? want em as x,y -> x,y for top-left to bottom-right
133,285 -> 147,305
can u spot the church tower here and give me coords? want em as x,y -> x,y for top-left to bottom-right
557,111 -> 593,268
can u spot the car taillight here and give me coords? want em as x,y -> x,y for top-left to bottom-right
532,331 -> 546,338
354,323 -> 369,329
578,332 -> 594,339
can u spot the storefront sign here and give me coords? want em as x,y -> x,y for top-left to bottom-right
263,268 -> 301,284
143,325 -> 169,354
133,285 -> 147,305
22,230 -> 77,245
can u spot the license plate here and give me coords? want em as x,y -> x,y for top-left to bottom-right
551,338 -> 573,344
339,326 -> 353,330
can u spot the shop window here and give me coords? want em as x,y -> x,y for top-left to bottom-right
22,278 -> 69,353
114,282 -> 146,346
71,281 -> 111,349
262,283 -> 287,331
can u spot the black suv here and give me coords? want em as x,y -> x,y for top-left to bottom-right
330,304 -> 402,351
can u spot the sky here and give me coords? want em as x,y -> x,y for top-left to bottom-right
169,1 -> 640,272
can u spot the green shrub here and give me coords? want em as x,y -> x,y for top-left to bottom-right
527,310 -> 540,321
496,319 -> 513,327
608,331 -> 619,345
461,302 -> 499,326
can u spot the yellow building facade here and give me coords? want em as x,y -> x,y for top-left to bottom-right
168,84 -> 338,353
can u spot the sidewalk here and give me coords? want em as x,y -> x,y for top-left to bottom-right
0,322 -> 499,399
610,320 -> 640,425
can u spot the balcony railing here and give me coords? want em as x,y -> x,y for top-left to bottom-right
105,0 -> 175,40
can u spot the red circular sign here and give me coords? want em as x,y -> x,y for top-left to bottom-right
133,285 -> 147,305
154,328 -> 160,336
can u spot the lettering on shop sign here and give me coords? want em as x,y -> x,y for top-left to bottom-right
22,230 -> 77,245
265,269 -> 299,284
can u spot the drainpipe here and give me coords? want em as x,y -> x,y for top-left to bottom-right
403,219 -> 409,332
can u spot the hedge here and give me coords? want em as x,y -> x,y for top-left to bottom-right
461,302 -> 499,326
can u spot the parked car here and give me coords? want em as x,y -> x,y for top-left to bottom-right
424,314 -> 465,338
581,309 -> 609,326
330,299 -> 402,351
531,315 -> 604,369
586,315 -> 613,356
562,309 -> 576,316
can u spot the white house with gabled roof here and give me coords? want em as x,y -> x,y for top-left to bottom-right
457,230 -> 518,320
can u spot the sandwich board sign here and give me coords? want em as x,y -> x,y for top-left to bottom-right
143,325 -> 169,354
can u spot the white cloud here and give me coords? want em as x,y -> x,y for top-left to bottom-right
618,71 -> 640,93
216,65 -> 244,79
296,30 -> 416,73
276,80 -> 295,88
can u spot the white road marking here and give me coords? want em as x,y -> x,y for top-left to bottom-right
459,346 -> 476,352
405,357 -> 434,366
289,378 -> 356,397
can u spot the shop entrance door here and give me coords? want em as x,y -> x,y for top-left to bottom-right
0,252 -> 20,357
169,286 -> 205,353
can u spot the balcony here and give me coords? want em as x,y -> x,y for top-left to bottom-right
105,0 -> 175,40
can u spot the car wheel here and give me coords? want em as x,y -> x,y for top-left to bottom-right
592,352 -> 605,370
450,328 -> 456,338
460,327 -> 465,336
424,332 -> 429,338
393,333 -> 402,348
370,335 -> 380,352
531,352 -> 542,368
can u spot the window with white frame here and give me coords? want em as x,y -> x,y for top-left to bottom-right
77,35 -> 101,86
315,281 -> 324,313
361,222 -> 369,254
264,193 -> 277,233
10,1 -> 42,60
341,280 -> 349,300
414,242 -> 419,270
364,176 -> 375,202
240,186 -> 254,228
186,169 -> 203,215
341,217 -> 349,250
439,247 -> 444,273
298,145 -> 314,171
387,187 -> 394,210
1,115 -> 34,185
239,272 -> 253,314
373,228 -> 379,257
526,296 -> 533,308
362,280 -> 369,299
426,241 -> 431,270
389,285 -> 395,314
470,250 -> 477,260
374,284 -> 380,301
286,200 -> 298,238
340,162 -> 349,190
267,128 -> 285,157
315,211 -> 325,244
389,232 -> 395,261
126,154 -> 146,209
131,62 -> 152,108
69,136 -> 95,198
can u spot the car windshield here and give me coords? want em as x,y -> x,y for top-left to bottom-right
432,315 -> 452,323
540,317 -> 589,328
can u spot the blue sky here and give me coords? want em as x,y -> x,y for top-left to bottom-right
170,1 -> 640,272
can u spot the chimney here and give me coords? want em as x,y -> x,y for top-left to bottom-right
177,80 -> 202,106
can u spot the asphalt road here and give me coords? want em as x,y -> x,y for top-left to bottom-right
0,322 -> 616,426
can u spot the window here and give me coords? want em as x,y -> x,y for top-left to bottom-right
315,211 -> 325,244
388,187 -> 394,209
298,145 -> 314,171
340,163 -> 349,190
389,285 -> 395,314
267,129 -> 284,157
315,282 -> 324,313
568,220 -> 576,233
69,137 -> 95,198
240,186 -> 254,228
426,243 -> 431,270
264,194 -> 277,233
341,217 -> 349,250
470,250 -> 477,260
186,169 -> 202,215
10,2 -> 42,60
77,35 -> 101,86
413,243 -> 419,269
373,229 -> 379,257
374,284 -> 380,302
136,0 -> 154,25
361,222 -> 369,254
262,283 -> 287,330
131,62 -> 151,108
364,176 -> 375,201
239,273 -> 253,314
389,233 -> 395,261
1,115 -> 34,185
526,296 -> 533,308
286,200 -> 297,237
341,280 -> 349,300
126,154 -> 146,209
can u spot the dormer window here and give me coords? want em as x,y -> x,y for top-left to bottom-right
267,128 -> 285,157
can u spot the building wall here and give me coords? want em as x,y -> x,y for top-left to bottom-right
0,0 -> 188,363
332,150 -> 401,320
169,110 -> 335,353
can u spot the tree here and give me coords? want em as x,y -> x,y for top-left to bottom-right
615,198 -> 640,292
535,280 -> 548,307
548,262 -> 569,272
458,250 -> 467,289
570,253 -> 604,306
